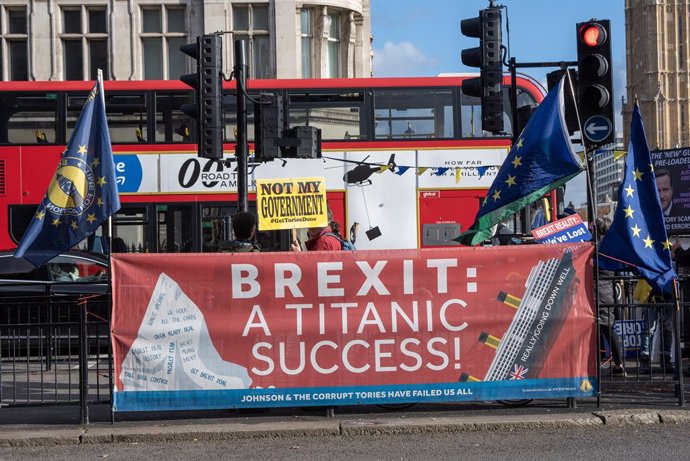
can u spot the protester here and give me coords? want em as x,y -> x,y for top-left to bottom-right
596,217 -> 626,376
668,240 -> 690,377
291,207 -> 342,251
219,211 -> 261,253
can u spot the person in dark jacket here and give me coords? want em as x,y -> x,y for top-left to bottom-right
596,217 -> 626,376
220,211 -> 261,253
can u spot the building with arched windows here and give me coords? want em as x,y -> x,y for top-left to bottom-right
0,1 -> 372,81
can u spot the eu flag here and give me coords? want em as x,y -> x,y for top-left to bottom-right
457,76 -> 583,245
14,73 -> 120,266
599,104 -> 676,293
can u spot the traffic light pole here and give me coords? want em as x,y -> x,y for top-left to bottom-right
234,39 -> 249,213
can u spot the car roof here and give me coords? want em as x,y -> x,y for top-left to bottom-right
0,249 -> 108,274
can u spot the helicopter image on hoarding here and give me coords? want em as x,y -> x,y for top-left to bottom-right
343,154 -> 397,186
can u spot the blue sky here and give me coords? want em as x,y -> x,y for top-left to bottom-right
371,0 -> 625,208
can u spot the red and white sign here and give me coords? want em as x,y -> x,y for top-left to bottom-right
111,244 -> 596,410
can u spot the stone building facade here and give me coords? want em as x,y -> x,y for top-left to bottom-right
624,0 -> 690,149
0,0 -> 372,82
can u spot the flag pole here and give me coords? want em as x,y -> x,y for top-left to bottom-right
98,67 -> 117,422
567,70 -> 602,405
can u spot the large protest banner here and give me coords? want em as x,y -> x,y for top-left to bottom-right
111,243 -> 596,411
650,147 -> 690,235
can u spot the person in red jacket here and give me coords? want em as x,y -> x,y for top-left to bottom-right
291,224 -> 341,251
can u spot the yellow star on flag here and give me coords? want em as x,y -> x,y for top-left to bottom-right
483,196 -> 489,205
51,218 -> 61,227
511,156 -> 522,168
624,205 -> 635,218
515,137 -> 524,150
643,235 -> 654,248
86,213 -> 97,224
633,168 -> 643,181
625,184 -> 635,197
96,197 -> 104,206
35,210 -> 45,220
505,174 -> 516,187
97,176 -> 107,186
77,145 -> 87,156
71,221 -> 78,230
630,224 -> 641,237
492,189 -> 501,201
92,157 -> 100,168
662,239 -> 672,251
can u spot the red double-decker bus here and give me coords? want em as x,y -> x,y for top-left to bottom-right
0,75 -> 543,253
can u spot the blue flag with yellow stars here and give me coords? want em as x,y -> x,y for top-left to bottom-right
599,104 -> 676,293
14,73 -> 120,267
457,76 -> 583,245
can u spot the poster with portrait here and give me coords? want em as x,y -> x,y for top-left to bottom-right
651,147 -> 690,235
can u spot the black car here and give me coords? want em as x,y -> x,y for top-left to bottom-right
0,250 -> 111,356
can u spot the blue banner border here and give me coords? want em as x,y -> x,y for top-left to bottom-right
113,377 -> 598,412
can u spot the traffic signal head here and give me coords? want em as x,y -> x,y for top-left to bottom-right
180,34 -> 224,159
180,38 -> 201,132
460,7 -> 504,133
576,19 -> 614,147
254,94 -> 284,162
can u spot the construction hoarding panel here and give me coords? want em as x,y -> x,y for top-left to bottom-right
111,243 -> 596,411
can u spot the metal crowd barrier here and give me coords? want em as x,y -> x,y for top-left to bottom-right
598,272 -> 687,406
2,274 -> 686,422
0,286 -> 111,420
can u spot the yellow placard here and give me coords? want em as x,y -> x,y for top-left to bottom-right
257,177 -> 328,231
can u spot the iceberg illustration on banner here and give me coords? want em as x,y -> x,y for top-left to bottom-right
120,272 -> 252,391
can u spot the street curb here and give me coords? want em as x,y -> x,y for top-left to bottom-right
658,409 -> 690,424
592,409 -> 661,425
0,427 -> 85,448
1,410 -> 690,447
82,420 -> 341,444
340,413 -> 603,436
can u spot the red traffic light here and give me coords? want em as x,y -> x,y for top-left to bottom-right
579,22 -> 607,47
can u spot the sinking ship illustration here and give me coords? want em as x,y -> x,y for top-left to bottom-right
460,251 -> 576,382
56,172 -> 85,208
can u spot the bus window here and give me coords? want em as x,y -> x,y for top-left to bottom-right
157,204 -> 195,253
374,89 -> 453,139
461,86 -> 533,138
0,93 -> 57,144
68,92 -> 147,143
8,204 -> 38,244
113,206 -> 151,253
201,205 -> 235,252
460,93 -> 482,138
155,92 -> 193,143
220,93 -> 258,143
288,91 -> 366,140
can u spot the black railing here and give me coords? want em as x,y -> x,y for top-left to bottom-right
598,272 -> 687,406
0,288 -> 111,422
